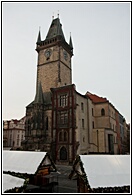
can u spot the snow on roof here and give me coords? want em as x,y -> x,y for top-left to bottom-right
80,155 -> 130,188
3,151 -> 47,174
3,174 -> 25,193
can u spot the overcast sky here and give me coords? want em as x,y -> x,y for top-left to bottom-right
2,2 -> 131,123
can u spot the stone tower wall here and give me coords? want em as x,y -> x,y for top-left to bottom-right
37,63 -> 59,92
36,45 -> 72,93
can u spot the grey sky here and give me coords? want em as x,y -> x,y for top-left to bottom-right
2,2 -> 131,123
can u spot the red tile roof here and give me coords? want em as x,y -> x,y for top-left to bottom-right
86,92 -> 108,103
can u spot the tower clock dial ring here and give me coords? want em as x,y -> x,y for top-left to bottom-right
45,49 -> 52,58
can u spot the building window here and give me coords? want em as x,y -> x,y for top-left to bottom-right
59,131 -> 67,142
83,137 -> 85,142
59,111 -> 68,125
82,119 -> 84,128
59,132 -> 63,141
81,102 -> 84,112
92,121 -> 94,128
92,108 -> 94,116
101,108 -> 105,116
59,94 -> 68,107
17,140 -> 19,146
108,134 -> 114,154
64,131 -> 67,141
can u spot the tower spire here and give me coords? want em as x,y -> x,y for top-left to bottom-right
45,17 -> 65,40
34,81 -> 44,104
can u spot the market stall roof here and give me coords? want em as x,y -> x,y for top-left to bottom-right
3,151 -> 54,174
71,155 -> 130,188
3,174 -> 25,193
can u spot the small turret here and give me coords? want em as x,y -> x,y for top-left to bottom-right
36,29 -> 41,45
69,34 -> 73,52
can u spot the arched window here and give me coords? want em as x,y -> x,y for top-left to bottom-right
101,108 -> 105,116
59,132 -> 62,141
64,131 -> 67,141
60,146 -> 67,160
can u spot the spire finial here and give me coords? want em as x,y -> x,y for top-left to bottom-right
39,26 -> 41,31
52,12 -> 54,20
57,10 -> 59,18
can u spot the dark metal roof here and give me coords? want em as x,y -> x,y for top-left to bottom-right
36,30 -> 41,44
69,35 -> 73,49
34,82 -> 44,104
45,18 -> 65,41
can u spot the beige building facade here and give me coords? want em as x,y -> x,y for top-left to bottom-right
3,117 -> 25,149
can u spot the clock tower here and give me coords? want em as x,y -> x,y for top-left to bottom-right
22,16 -> 74,160
36,17 -> 73,93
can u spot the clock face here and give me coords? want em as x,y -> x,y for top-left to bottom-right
63,50 -> 68,61
45,49 -> 52,59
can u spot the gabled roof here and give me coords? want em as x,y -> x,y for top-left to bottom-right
3,151 -> 56,175
70,155 -> 130,189
3,174 -> 25,193
86,92 -> 108,103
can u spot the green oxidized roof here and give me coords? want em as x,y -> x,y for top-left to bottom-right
45,18 -> 65,40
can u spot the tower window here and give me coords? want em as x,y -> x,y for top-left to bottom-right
92,121 -> 94,128
64,131 -> 67,141
59,94 -> 68,107
59,130 -> 67,142
59,111 -> 68,125
59,132 -> 63,141
101,108 -> 105,116
82,119 -> 84,128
